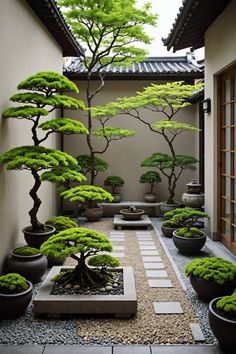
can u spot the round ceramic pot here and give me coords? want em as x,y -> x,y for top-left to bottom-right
172,230 -> 206,254
7,247 -> 48,283
23,225 -> 55,248
112,193 -> 122,203
120,209 -> 145,220
84,206 -> 103,222
209,297 -> 236,350
161,225 -> 178,238
0,280 -> 33,319
182,192 -> 205,208
159,202 -> 183,216
144,193 -> 157,203
190,276 -> 236,302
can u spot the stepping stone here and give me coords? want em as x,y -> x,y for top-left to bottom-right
148,279 -> 173,287
146,270 -> 168,278
110,253 -> 124,258
144,262 -> 165,269
113,246 -> 125,251
110,232 -> 125,235
139,245 -> 157,250
136,232 -> 152,235
141,251 -> 159,256
189,323 -> 205,342
143,256 -> 162,262
136,237 -> 153,240
153,302 -> 183,314
138,241 -> 155,245
110,238 -> 125,242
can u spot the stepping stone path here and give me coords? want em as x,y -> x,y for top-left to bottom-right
109,231 -> 125,258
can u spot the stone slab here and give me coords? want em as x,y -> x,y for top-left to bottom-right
138,241 -> 155,245
110,253 -> 124,258
113,347 -> 151,354
144,262 -> 165,269
136,237 -> 153,240
113,246 -> 125,251
139,246 -> 157,250
189,323 -> 205,342
0,346 -> 44,354
153,302 -> 183,314
113,214 -> 152,230
141,251 -> 159,256
142,256 -> 162,262
110,238 -> 125,242
151,346 -> 216,354
136,231 -> 152,234
33,266 -> 137,318
44,347 -> 112,354
146,270 -> 168,278
148,279 -> 173,288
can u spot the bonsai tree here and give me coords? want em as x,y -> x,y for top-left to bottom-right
0,273 -> 30,294
172,209 -> 209,238
93,81 -> 203,203
104,176 -> 125,194
58,0 -> 157,184
139,171 -> 161,194
0,72 -> 88,233
13,246 -> 41,256
215,295 -> 236,318
45,216 -> 78,232
76,155 -> 109,181
40,227 -> 120,287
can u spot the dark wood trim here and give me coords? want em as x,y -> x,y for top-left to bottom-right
198,102 -> 205,191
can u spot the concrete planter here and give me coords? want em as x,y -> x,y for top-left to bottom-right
33,266 -> 137,318
84,206 -> 103,222
111,193 -> 122,203
161,225 -> 178,238
172,230 -> 206,254
144,193 -> 157,203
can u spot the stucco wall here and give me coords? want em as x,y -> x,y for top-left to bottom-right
64,80 -> 199,211
0,0 -> 63,272
205,0 -> 236,237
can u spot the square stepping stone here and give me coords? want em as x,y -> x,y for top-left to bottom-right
148,279 -> 173,287
143,256 -> 162,262
110,253 -> 124,258
113,246 -> 125,251
136,231 -> 152,234
110,232 -> 125,236
136,237 -> 153,240
141,251 -> 159,256
153,302 -> 183,314
144,262 -> 165,269
110,238 -> 125,242
139,245 -> 157,250
146,270 -> 168,278
189,323 -> 205,342
138,241 -> 155,245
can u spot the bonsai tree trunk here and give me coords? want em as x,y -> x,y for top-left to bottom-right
29,168 -> 43,230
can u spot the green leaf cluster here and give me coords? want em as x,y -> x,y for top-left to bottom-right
164,207 -> 191,218
175,227 -> 205,238
139,171 -> 161,184
162,219 -> 181,228
152,119 -> 200,132
60,185 -> 113,203
76,155 -> 109,174
13,246 -> 40,256
141,153 -> 198,171
45,216 -> 78,232
41,166 -> 86,183
185,257 -> 236,285
39,118 -> 88,135
94,126 -> 135,138
0,273 -> 29,294
3,106 -> 48,119
172,210 -> 209,229
104,176 -> 124,188
216,295 -> 236,316
88,254 -> 120,269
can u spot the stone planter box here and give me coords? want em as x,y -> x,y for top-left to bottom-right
33,266 -> 137,318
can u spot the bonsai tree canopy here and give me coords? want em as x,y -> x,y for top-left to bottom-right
76,155 -> 108,180
104,175 -> 125,194
45,216 -> 78,232
139,171 -> 161,193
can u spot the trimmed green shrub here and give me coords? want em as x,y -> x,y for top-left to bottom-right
13,246 -> 40,256
164,208 -> 191,219
139,171 -> 161,193
162,219 -> 181,228
104,175 -> 124,194
172,209 -> 209,228
185,257 -> 236,285
88,254 -> 120,270
216,295 -> 236,317
175,227 -> 205,238
0,273 -> 29,294
46,216 -> 78,232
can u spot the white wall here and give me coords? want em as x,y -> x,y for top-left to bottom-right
204,0 -> 236,237
0,0 -> 63,272
64,80 -> 199,209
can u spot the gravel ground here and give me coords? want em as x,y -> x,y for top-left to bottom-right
0,217 -> 216,345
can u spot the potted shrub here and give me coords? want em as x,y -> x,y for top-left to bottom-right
6,245 -> 47,283
139,171 -> 161,202
120,206 -> 145,220
161,218 -> 181,238
60,185 -> 113,221
0,273 -> 33,318
0,72 -> 87,247
76,155 -> 109,184
104,175 -> 124,203
209,295 -> 236,350
185,257 -> 236,301
171,209 -> 209,254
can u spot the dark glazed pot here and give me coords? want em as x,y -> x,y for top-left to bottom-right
23,225 -> 55,248
161,225 -> 178,238
172,231 -> 206,254
209,297 -> 236,350
159,202 -> 183,216
0,281 -> 33,319
7,248 -> 48,283
190,276 -> 236,302
84,206 -> 103,222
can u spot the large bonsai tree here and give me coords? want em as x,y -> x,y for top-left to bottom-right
0,72 -> 88,232
92,81 -> 203,204
40,227 -> 119,287
58,0 -> 158,184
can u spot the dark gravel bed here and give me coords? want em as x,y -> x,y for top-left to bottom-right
152,217 -> 217,344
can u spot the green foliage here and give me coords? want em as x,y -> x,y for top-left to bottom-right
141,153 -> 198,171
60,185 -> 113,203
76,155 -> 109,176
3,106 -> 48,119
172,209 -> 209,229
185,257 -> 236,285
88,254 -> 120,269
162,219 -> 181,228
94,126 -> 135,138
164,207 -> 191,218
175,227 -> 205,238
139,171 -> 161,193
0,273 -> 29,294
216,295 -> 236,316
0,146 -> 78,171
17,71 -> 79,93
13,246 -> 40,256
104,175 -> 124,193
46,216 -> 78,232
152,119 -> 200,132
39,118 -> 88,135
41,166 -> 86,183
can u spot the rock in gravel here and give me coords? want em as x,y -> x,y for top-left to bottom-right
99,287 -> 106,292
105,285 -> 113,291
65,284 -> 72,289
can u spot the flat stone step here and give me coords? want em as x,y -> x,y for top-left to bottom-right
146,270 -> 168,278
142,256 -> 162,262
113,215 -> 152,230
148,279 -> 173,288
138,241 -> 156,245
189,323 -> 205,342
113,246 -> 125,251
139,246 -> 157,250
153,302 -> 183,314
141,251 -> 159,256
144,263 -> 165,269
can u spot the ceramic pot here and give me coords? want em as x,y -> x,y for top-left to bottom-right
182,192 -> 205,208
112,193 -> 122,203
159,202 -> 183,216
7,247 -> 48,283
190,276 -> 236,302
120,209 -> 145,220
23,225 -> 55,248
84,206 -> 103,222
144,193 -> 157,203
209,297 -> 236,350
161,225 -> 178,238
0,281 -> 33,318
172,230 -> 206,254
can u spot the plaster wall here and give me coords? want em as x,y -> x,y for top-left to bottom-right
205,0 -> 236,237
64,79 -> 199,211
0,0 -> 62,272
